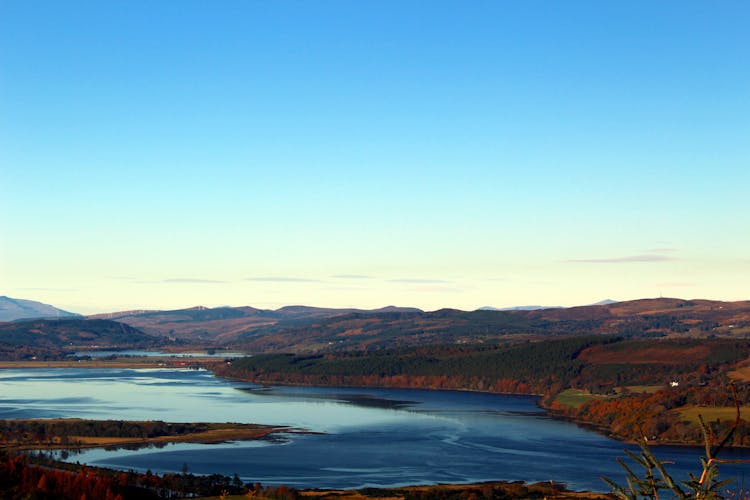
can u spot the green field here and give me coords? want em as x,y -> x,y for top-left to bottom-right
678,405 -> 749,424
554,389 -> 607,409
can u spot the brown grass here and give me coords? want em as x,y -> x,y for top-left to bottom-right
192,481 -> 613,500
336,328 -> 364,337
618,385 -> 663,394
578,344 -> 711,365
728,363 -> 750,382
1,421 -> 291,452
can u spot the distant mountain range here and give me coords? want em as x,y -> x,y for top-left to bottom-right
4,296 -> 750,357
478,305 -> 561,311
231,298 -> 750,353
0,295 -> 620,324
88,305 -> 424,342
477,299 -> 617,311
0,296 -> 81,322
590,299 -> 619,306
81,298 -> 750,353
0,318 -> 160,360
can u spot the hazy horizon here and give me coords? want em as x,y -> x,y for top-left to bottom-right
1,293 -> 741,318
2,1 -> 748,314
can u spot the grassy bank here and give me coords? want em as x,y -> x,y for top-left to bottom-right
191,481 -> 614,499
0,419 -> 293,452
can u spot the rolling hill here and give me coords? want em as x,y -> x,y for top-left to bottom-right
92,305 -> 423,342
215,334 -> 750,447
0,318 -> 160,360
5,297 -> 749,356
233,298 -> 750,353
0,296 -> 80,322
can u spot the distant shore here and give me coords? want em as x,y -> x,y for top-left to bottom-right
0,357 -> 214,369
1,357 -> 742,450
0,418 -> 297,452
278,481 -> 614,499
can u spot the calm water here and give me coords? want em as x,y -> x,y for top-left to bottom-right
74,350 -> 247,358
1,368 -> 749,491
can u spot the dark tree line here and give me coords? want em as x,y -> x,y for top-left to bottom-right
0,451 -> 300,500
0,420 -> 211,447
216,337 -> 750,445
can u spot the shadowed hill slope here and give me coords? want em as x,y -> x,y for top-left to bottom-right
0,318 -> 158,351
92,305 -> 423,342
0,296 -> 80,322
234,298 -> 750,353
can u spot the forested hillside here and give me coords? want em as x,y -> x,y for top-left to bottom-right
71,298 -> 750,350
91,305 -> 422,342
220,336 -> 611,393
216,336 -> 750,446
234,298 -> 750,353
0,319 -> 160,360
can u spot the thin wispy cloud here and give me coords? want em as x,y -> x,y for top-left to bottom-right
647,248 -> 677,253
163,278 -> 226,284
565,254 -> 676,264
330,274 -> 373,280
410,286 -> 462,293
246,277 -> 322,283
389,278 -> 451,284
15,287 -> 79,292
325,286 -> 372,292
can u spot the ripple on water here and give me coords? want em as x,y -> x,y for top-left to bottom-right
5,368 -> 750,492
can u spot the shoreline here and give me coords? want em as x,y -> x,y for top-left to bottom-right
0,358 -> 740,450
288,481 -> 615,499
209,367 -> 744,450
0,357 -> 217,369
0,419 -> 301,452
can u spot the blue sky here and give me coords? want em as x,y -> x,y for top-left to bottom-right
1,1 -> 748,313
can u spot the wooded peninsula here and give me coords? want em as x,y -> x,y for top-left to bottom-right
212,336 -> 750,447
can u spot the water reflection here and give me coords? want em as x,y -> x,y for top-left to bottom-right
74,350 -> 247,358
241,386 -> 418,409
3,368 -> 750,491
